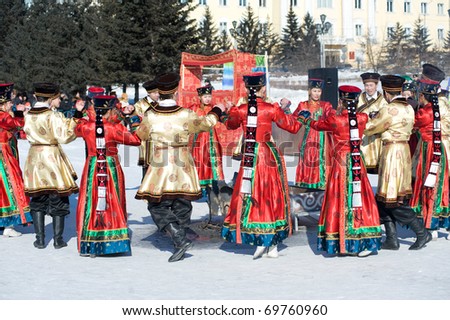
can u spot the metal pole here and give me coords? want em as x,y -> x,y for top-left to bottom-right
264,50 -> 270,96
320,34 -> 325,68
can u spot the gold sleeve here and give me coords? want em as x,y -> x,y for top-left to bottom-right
135,114 -> 151,141
364,107 -> 392,136
187,110 -> 218,134
50,112 -> 77,144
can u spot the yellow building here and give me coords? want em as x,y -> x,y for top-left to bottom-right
191,0 -> 450,68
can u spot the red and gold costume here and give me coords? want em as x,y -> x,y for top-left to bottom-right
222,97 -> 301,246
0,109 -> 32,227
293,100 -> 334,190
305,107 -> 381,255
410,89 -> 450,230
74,99 -> 141,256
188,102 -> 224,187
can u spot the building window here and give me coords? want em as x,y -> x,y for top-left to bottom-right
438,28 -> 444,40
239,0 -> 247,6
437,3 -> 444,15
259,0 -> 266,7
219,0 -> 227,6
198,0 -> 206,5
421,28 -> 428,38
355,24 -> 362,36
387,0 -> 393,12
291,0 -> 298,6
404,27 -> 411,37
387,27 -> 394,39
355,0 -> 361,9
404,1 -> 410,13
420,2 -> 427,14
318,0 -> 332,8
219,21 -> 227,33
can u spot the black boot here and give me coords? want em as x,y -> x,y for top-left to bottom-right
32,211 -> 46,249
408,218 -> 432,250
381,221 -> 400,250
53,216 -> 67,249
164,223 -> 193,262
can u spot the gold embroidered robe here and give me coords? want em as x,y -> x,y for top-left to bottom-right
364,97 -> 414,206
357,92 -> 386,170
134,97 -> 157,166
23,104 -> 79,197
135,103 -> 220,202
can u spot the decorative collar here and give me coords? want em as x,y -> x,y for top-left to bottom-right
32,102 -> 50,109
158,99 -> 177,107
390,95 -> 408,104
365,92 -> 378,99
151,99 -> 181,113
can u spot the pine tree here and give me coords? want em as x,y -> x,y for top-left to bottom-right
411,18 -> 432,66
382,22 -> 410,73
0,0 -> 27,50
234,6 -> 261,53
445,30 -> 450,50
280,6 -> 302,72
258,17 -> 280,56
142,0 -> 198,76
218,30 -> 231,52
195,6 -> 221,55
94,0 -> 198,101
96,0 -> 151,95
232,6 -> 279,55
0,0 -> 28,83
298,13 -> 320,71
0,0 -> 95,92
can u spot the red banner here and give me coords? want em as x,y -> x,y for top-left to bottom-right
179,50 -> 257,155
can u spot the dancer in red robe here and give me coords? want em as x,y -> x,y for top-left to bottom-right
222,72 -> 301,259
299,85 -> 382,257
74,95 -> 141,256
293,79 -> 334,190
0,83 -> 32,236
410,64 -> 450,237
188,85 -> 225,215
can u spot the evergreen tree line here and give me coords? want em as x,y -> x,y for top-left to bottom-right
363,19 -> 450,74
1,1 -> 449,101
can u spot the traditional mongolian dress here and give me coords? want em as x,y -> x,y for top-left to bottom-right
23,104 -> 79,198
24,93 -> 80,249
222,96 -> 301,247
135,101 -> 220,204
364,96 -> 414,205
305,106 -> 381,255
293,100 -> 334,190
410,96 -> 450,230
75,102 -> 141,255
0,110 -> 32,227
188,102 -> 224,188
137,73 -> 222,262
364,74 -> 432,251
134,97 -> 156,166
357,90 -> 385,172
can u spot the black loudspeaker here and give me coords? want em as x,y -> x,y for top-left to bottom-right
308,68 -> 338,109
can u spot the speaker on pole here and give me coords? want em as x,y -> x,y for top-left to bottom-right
308,68 -> 338,109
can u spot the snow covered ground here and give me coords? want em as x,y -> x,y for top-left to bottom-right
2,72 -> 450,314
